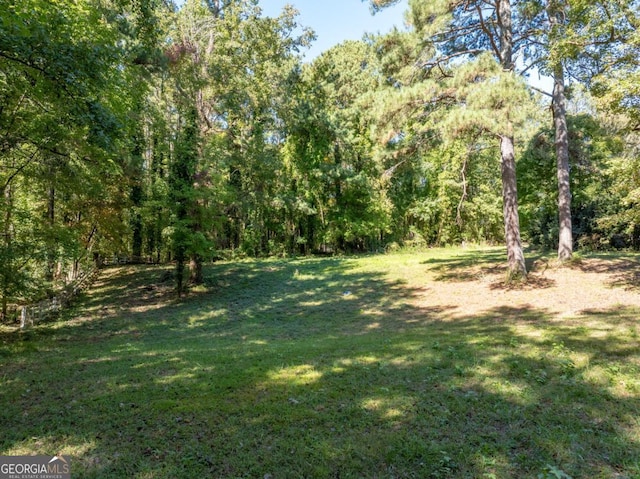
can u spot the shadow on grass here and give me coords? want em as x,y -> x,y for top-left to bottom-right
571,255 -> 640,291
422,248 -> 558,291
0,256 -> 639,478
488,274 -> 557,291
421,248 -> 506,282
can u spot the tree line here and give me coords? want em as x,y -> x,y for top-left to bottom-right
0,0 -> 638,310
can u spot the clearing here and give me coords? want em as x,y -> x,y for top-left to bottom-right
1,247 -> 639,478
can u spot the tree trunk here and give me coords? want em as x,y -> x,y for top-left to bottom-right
130,133 -> 145,263
175,244 -> 186,298
500,133 -> 527,278
171,106 -> 199,297
189,255 -> 203,285
498,0 -> 526,278
498,0 -> 513,68
131,209 -> 143,262
550,25 -> 573,261
1,183 -> 11,321
72,258 -> 80,281
46,186 -> 56,281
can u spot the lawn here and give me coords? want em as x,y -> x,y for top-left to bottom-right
1,247 -> 639,478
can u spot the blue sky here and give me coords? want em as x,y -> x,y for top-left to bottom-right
174,1 -> 408,59
174,1 -> 408,60
175,1 -> 552,89
258,0 -> 408,59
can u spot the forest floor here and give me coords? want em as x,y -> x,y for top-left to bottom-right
1,247 -> 639,478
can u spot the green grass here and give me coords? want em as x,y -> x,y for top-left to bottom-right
1,248 -> 639,478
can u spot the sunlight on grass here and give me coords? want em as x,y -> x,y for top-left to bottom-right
361,396 -> 413,420
481,377 -> 537,405
111,343 -> 141,354
187,308 -> 227,327
3,438 -> 97,459
298,299 -> 325,307
267,364 -> 323,386
582,365 -> 612,386
334,355 -> 385,368
292,269 -> 321,281
1,249 -> 640,478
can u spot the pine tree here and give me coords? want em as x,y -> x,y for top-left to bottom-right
370,0 -> 528,277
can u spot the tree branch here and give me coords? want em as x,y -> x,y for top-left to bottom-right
0,52 -> 77,100
476,4 -> 501,59
529,85 -> 553,98
0,150 -> 40,193
418,49 -> 485,73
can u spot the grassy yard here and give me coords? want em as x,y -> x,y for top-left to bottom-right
1,247 -> 639,478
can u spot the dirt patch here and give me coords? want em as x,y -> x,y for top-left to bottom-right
414,257 -> 640,320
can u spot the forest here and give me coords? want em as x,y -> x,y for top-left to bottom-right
1,0 -> 639,310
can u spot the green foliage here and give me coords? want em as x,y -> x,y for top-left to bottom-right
281,40 -> 393,253
518,113 -> 627,250
560,0 -> 640,129
1,0 -> 639,309
538,464 -> 573,479
0,0 -> 154,314
371,48 -> 533,246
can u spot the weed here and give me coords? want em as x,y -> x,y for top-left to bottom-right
538,464 -> 573,479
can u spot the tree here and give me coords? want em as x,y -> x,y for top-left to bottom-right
518,112 -> 626,249
169,104 -> 200,296
372,37 -> 532,246
210,2 -> 313,256
0,0 -> 155,317
514,0 -> 639,260
548,1 -> 574,261
517,0 -> 582,261
282,40 -> 392,253
370,0 -> 528,277
162,0 -> 214,290
582,0 -> 639,129
154,0 -> 313,292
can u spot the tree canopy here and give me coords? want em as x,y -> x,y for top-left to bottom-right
0,0 -> 638,306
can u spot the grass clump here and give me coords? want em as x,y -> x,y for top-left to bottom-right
1,248 -> 639,478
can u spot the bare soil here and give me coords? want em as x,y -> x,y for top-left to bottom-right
414,257 -> 640,320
